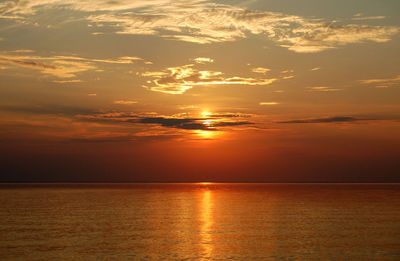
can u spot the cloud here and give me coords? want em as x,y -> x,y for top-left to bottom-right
213,121 -> 252,127
0,0 -> 160,18
208,113 -> 251,118
311,67 -> 321,71
0,53 -> 148,80
139,116 -> 252,130
0,54 -> 94,79
54,55 -> 145,64
360,75 -> 400,88
352,16 -> 386,21
138,117 -> 213,130
279,116 -> 366,124
282,75 -> 294,80
85,2 -> 398,53
53,79 -> 83,83
193,57 -> 214,64
78,110 -> 253,131
142,64 -> 277,94
2,0 -> 397,53
307,86 -> 342,92
281,24 -> 399,53
0,56 -> 57,70
252,67 -> 270,74
10,49 -> 35,53
113,100 -> 138,105
259,102 -> 279,105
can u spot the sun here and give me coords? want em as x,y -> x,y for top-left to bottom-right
201,110 -> 211,117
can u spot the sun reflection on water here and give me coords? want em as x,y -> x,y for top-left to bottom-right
201,189 -> 213,259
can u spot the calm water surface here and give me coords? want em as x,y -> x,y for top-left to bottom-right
0,183 -> 399,260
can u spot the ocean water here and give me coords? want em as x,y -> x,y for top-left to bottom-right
0,183 -> 399,260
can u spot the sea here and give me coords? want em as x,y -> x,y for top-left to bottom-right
0,183 -> 399,260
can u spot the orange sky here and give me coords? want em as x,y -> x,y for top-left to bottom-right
0,0 -> 400,182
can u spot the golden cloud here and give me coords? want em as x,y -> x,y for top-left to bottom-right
142,64 -> 277,94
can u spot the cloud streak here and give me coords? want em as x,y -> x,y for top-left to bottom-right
259,102 -> 279,105
279,116 -> 368,124
193,57 -> 214,64
307,86 -> 342,92
360,75 -> 400,88
113,100 -> 138,105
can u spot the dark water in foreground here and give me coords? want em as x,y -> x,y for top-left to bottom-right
0,183 -> 399,260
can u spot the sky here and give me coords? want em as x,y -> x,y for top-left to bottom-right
0,0 -> 400,182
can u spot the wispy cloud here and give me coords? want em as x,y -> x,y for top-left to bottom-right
142,63 -> 277,94
193,57 -> 214,64
10,49 -> 35,53
113,100 -> 138,105
360,75 -> 400,88
352,16 -> 386,21
307,86 -> 342,92
0,52 -> 148,80
278,115 -> 400,124
2,0 -> 398,53
252,67 -> 270,74
281,24 -> 398,53
279,116 -> 367,124
53,79 -> 83,83
0,55 -> 95,79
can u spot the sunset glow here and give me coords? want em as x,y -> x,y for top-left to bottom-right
201,111 -> 212,117
0,0 -> 399,182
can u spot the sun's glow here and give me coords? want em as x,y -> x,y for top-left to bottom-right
202,119 -> 214,126
195,130 -> 216,139
201,111 -> 211,117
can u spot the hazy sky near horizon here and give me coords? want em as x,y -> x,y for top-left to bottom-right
1,0 -> 400,182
